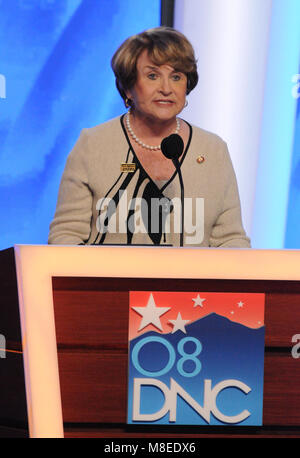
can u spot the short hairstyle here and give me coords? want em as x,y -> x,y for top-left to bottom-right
111,26 -> 198,106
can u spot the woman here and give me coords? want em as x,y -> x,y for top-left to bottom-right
48,27 -> 250,248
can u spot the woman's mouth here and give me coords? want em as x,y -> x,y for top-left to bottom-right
154,99 -> 174,105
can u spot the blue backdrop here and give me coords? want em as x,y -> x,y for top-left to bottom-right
285,70 -> 300,248
0,1 -> 299,249
0,0 -> 160,249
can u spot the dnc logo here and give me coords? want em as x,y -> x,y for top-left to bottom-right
127,291 -> 265,426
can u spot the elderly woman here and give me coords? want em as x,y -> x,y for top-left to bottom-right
48,27 -> 250,247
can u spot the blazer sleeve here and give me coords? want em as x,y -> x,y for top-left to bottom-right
209,143 -> 251,248
48,129 -> 93,245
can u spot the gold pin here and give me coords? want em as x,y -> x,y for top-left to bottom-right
197,155 -> 205,164
121,163 -> 136,172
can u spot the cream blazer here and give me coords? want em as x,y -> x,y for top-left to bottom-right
48,115 -> 250,248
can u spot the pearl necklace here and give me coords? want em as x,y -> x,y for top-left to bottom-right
125,111 -> 180,151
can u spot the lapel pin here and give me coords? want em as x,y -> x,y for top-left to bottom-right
197,155 -> 205,164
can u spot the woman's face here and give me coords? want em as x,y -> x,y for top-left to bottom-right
127,50 -> 187,124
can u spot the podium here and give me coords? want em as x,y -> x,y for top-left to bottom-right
1,244 -> 300,438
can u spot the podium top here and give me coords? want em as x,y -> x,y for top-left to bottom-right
13,243 -> 300,281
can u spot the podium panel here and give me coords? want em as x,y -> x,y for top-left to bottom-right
0,245 -> 300,437
52,276 -> 300,435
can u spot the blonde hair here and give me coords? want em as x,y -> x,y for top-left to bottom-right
111,26 -> 198,106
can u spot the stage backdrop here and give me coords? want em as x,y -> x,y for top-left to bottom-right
174,0 -> 300,249
285,70 -> 300,248
0,0 -> 299,250
0,0 -> 160,249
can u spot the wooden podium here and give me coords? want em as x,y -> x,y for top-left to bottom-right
0,244 -> 300,438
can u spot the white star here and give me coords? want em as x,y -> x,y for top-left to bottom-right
192,294 -> 206,308
131,293 -> 171,331
237,301 -> 244,308
169,312 -> 190,334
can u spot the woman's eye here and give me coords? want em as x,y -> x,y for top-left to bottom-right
172,74 -> 181,81
148,73 -> 157,80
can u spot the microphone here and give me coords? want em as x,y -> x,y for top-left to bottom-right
161,134 -> 185,246
161,133 -> 184,162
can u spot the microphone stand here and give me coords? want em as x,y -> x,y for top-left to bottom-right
173,159 -> 184,247
161,134 -> 185,247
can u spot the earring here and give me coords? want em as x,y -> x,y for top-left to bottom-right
184,100 -> 188,108
125,97 -> 131,108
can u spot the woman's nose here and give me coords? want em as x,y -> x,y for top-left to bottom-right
159,76 -> 172,94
